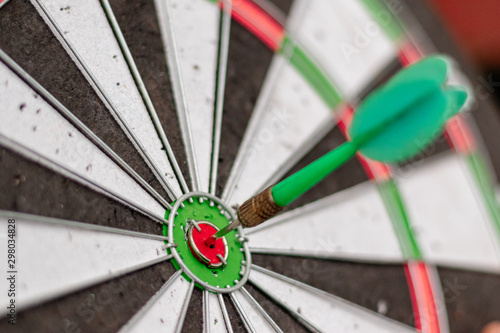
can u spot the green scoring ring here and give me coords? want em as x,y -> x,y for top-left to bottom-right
163,192 -> 251,293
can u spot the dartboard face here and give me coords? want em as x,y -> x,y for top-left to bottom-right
0,0 -> 500,332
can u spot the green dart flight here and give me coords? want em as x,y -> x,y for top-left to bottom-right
207,55 -> 468,242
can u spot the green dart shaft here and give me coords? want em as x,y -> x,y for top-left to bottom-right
205,139 -> 359,245
272,140 -> 359,206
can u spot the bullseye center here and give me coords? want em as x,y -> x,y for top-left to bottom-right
186,220 -> 228,268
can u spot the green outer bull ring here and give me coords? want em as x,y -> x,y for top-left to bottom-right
167,191 -> 252,293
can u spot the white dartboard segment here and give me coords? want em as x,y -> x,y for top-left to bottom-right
291,0 -> 397,101
31,0 -> 182,198
204,291 -> 232,333
230,289 -> 283,333
246,181 -> 404,263
223,56 -> 335,206
249,265 -> 416,333
0,212 -> 170,315
0,60 -> 166,218
397,153 -> 500,273
119,270 -> 193,333
155,0 -> 220,192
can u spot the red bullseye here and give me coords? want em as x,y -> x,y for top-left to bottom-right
187,221 -> 228,268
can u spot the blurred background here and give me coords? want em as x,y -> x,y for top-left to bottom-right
426,0 -> 500,108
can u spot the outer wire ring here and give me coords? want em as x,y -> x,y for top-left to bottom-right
167,191 -> 251,293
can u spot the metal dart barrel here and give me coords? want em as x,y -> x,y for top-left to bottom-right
205,186 -> 283,244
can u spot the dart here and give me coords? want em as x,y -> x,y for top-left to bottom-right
207,55 -> 468,243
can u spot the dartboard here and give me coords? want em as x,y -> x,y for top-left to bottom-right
1,0 -> 500,332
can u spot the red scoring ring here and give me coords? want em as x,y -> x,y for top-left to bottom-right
188,223 -> 227,267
